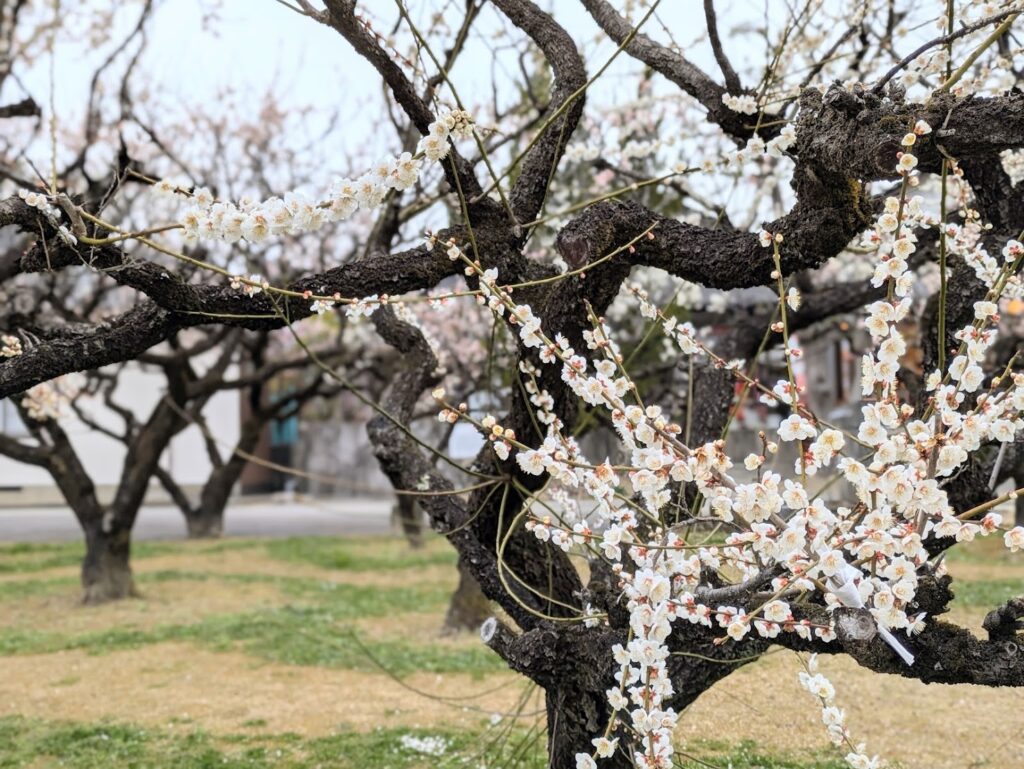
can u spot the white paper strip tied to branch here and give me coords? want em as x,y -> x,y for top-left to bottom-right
824,555 -> 916,666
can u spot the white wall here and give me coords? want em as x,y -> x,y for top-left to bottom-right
0,361 -> 240,503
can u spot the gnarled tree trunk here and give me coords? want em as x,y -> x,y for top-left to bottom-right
81,519 -> 135,603
22,409 -> 141,605
545,686 -> 631,769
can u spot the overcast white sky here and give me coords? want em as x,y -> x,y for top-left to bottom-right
12,0 -> 772,168
6,0 -> 936,233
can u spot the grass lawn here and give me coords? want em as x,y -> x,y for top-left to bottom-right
0,533 -> 1021,768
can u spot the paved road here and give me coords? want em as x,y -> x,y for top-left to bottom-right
0,496 -> 396,542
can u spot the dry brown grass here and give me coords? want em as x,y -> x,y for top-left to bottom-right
1,537 -> 1022,768
681,645 -> 1024,768
0,578 -> 287,634
0,642 -> 526,735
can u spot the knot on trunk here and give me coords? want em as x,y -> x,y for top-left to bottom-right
983,596 -> 1024,640
835,607 -> 877,642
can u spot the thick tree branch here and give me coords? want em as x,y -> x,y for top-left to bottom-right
797,86 -> 1024,179
580,0 -> 757,141
777,603 -> 1024,687
492,0 -> 587,225
318,0 -> 487,203
703,0 -> 742,93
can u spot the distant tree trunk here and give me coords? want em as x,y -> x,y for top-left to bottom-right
81,518 -> 135,603
183,466 -> 236,539
22,409 -> 140,605
76,373 -> 193,598
185,415 -> 265,538
184,507 -> 224,538
443,559 -> 491,634
393,494 -> 423,548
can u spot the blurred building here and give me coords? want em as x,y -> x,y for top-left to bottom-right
0,362 -> 240,507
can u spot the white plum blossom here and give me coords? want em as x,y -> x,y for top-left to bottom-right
435,135 -> 1024,767
398,734 -> 449,757
722,93 -> 758,114
778,414 -> 817,442
164,109 -> 472,243
1005,527 -> 1024,553
1,334 -> 22,357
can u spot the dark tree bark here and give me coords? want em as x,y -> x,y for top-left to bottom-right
81,520 -> 135,603
184,507 -> 224,539
8,2 -> 1024,764
545,686 -> 630,769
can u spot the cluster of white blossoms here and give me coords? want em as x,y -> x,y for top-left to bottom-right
723,123 -> 798,168
154,109 -> 474,245
229,273 -> 267,297
397,734 -> 449,757
0,334 -> 22,357
1000,148 -> 1024,186
799,655 -> 879,769
346,294 -> 385,319
721,92 -> 759,115
20,381 -> 67,421
936,198 -> 1024,300
423,118 -> 1024,769
17,187 -> 59,217
16,187 -> 78,245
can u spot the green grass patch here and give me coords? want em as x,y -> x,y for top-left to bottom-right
0,533 -> 455,581
264,536 -> 457,572
0,606 -> 502,675
0,534 -> 457,586
0,566 -> 452,607
0,716 -> 545,769
682,739 -> 849,768
0,574 -> 79,599
952,577 -> 1024,608
0,541 -> 85,573
0,570 -> 499,676
0,716 -> 867,769
0,539 -> 259,575
173,607 -> 503,675
132,568 -> 455,615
